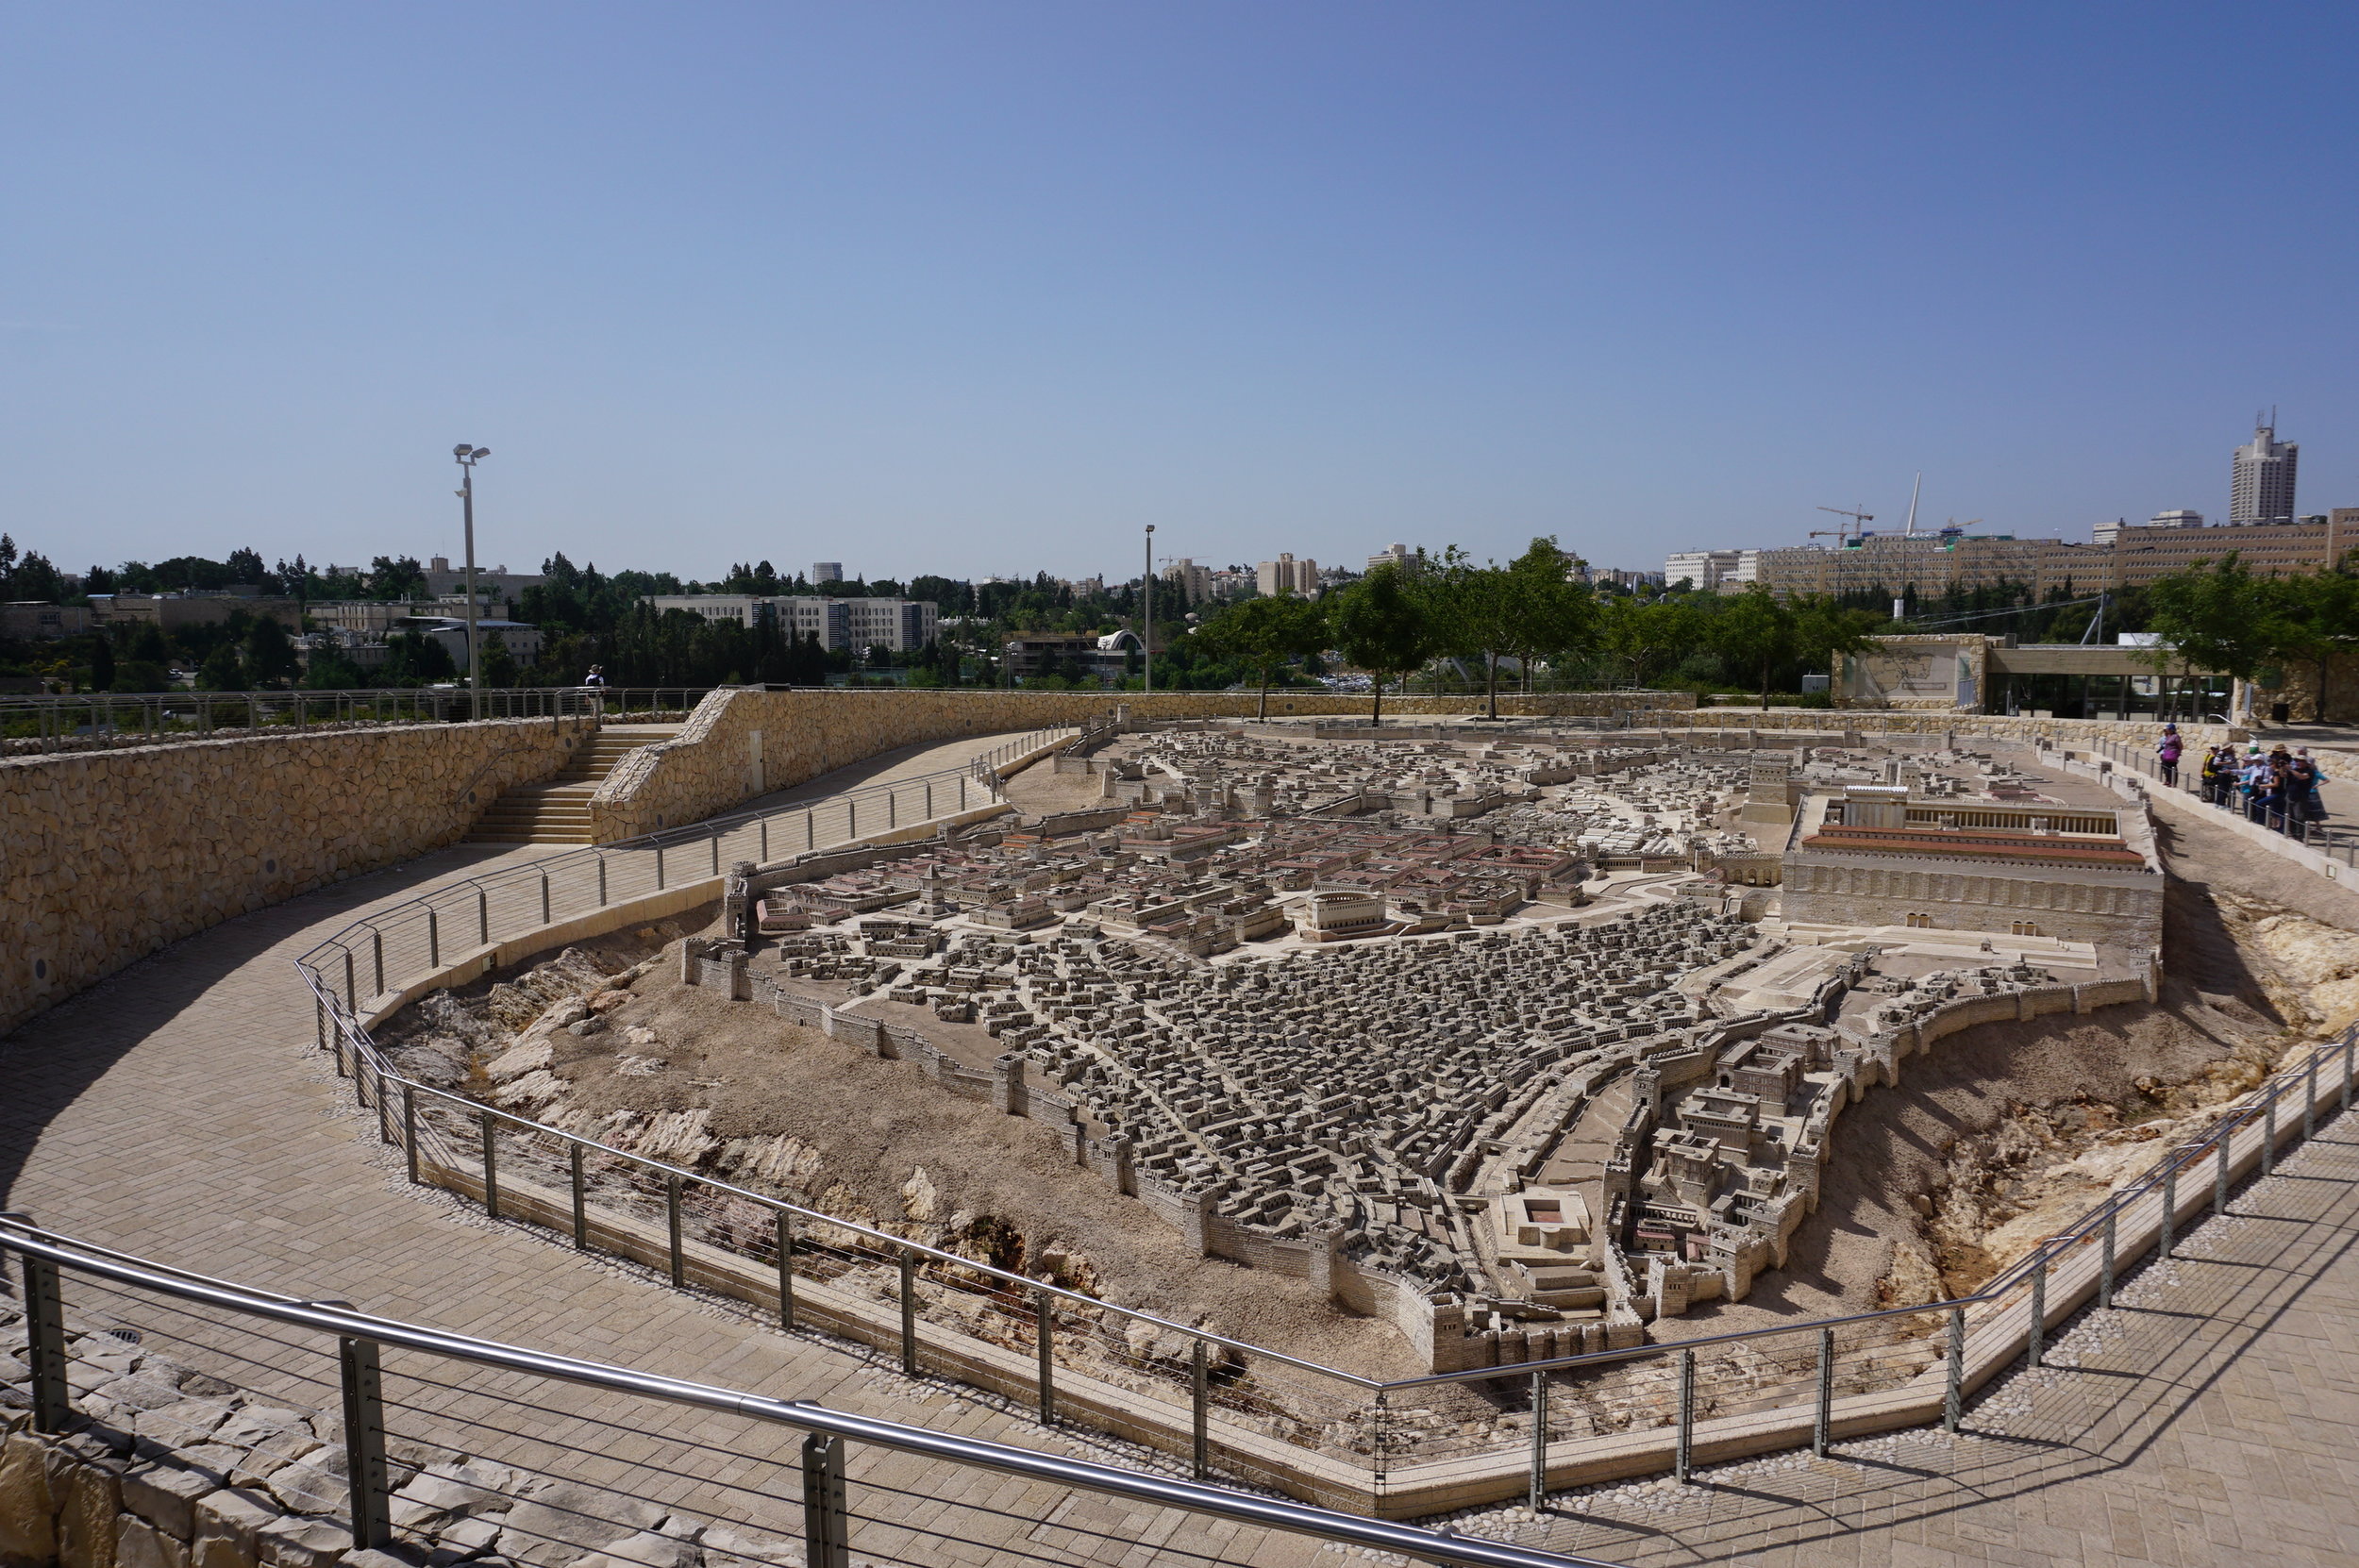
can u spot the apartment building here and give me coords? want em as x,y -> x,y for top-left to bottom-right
644,594 -> 939,653
1255,553 -> 1320,596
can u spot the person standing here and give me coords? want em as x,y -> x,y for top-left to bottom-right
2156,724 -> 2183,788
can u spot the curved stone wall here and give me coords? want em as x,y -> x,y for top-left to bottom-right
0,716 -> 589,1035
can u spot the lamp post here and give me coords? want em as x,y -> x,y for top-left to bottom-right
452,444 -> 490,719
1142,524 -> 1155,695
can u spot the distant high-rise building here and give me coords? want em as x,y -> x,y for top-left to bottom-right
1256,553 -> 1319,596
1365,542 -> 1415,575
811,562 -> 846,585
2232,419 -> 2298,525
1163,558 -> 1213,604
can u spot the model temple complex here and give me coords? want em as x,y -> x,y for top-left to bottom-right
635,717 -> 2164,1371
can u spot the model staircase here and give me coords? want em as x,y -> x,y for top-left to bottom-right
464,726 -> 681,844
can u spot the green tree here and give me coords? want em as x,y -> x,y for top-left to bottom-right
1708,586 -> 1799,710
2274,564 -> 2359,722
1195,592 -> 1330,719
477,631 -> 520,688
243,616 -> 301,686
1596,596 -> 1697,691
1329,562 -> 1438,726
2142,554 -> 2289,722
195,643 -> 247,692
1496,539 -> 1597,703
1790,595 -> 1882,705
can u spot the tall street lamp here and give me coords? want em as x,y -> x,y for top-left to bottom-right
452,444 -> 490,719
1142,524 -> 1155,695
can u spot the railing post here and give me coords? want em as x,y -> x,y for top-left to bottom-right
1944,1307 -> 1966,1433
778,1210 -> 796,1331
760,818 -> 769,863
2344,1031 -> 2354,1113
1675,1348 -> 1695,1482
711,829 -> 720,876
2265,1095 -> 2278,1176
807,811 -> 815,850
541,871 -> 551,926
657,843 -> 666,891
373,928 -> 384,998
1191,1342 -> 1210,1481
667,1176 -> 686,1287
477,888 -> 488,947
2100,1209 -> 2116,1309
1813,1326 -> 1833,1457
402,1083 -> 418,1186
344,948 -> 357,1012
899,1251 -> 919,1376
1527,1370 -> 1548,1509
339,1336 -> 392,1550
22,1253 -> 70,1433
478,1110 -> 499,1221
848,798 -> 856,838
2304,1054 -> 2318,1143
802,1433 -> 850,1568
2029,1254 -> 2048,1369
888,791 -> 895,829
571,1144 -> 589,1248
925,781 -> 933,819
2217,1126 -> 2233,1215
427,908 -> 440,969
1035,1291 -> 1054,1426
598,855 -> 609,907
2161,1162 -> 2177,1259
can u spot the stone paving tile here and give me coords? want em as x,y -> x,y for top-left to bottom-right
8,734 -> 2359,1566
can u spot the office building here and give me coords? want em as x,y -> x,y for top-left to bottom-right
644,595 -> 939,654
1365,543 -> 1416,575
811,563 -> 845,586
1663,550 -> 1761,592
422,557 -> 544,597
1255,553 -> 1320,597
2232,419 -> 2299,525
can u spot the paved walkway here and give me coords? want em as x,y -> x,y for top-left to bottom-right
5,738 -> 2359,1566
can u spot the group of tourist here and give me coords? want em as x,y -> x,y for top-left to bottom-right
2178,724 -> 2329,830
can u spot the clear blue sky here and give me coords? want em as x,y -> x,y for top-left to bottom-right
5,2 -> 2356,584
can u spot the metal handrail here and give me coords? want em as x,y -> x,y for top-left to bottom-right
0,1218 -> 1609,1568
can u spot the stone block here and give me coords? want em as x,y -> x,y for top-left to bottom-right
118,1513 -> 193,1568
0,1431 -> 59,1564
254,1513 -> 349,1568
193,1487 -> 279,1568
123,1460 -> 219,1541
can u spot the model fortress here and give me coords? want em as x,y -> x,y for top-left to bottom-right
686,721 -> 2161,1371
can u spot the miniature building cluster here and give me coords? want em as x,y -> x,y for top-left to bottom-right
676,718 -> 2162,1370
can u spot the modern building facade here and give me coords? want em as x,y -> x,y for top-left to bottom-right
643,594 -> 939,653
2231,420 -> 2299,525
1255,553 -> 1320,596
1663,549 -> 1761,592
422,557 -> 544,597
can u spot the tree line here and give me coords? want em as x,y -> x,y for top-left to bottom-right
1196,540 -> 1884,720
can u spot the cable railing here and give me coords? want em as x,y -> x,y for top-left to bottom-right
292,761 -> 2359,1517
0,685 -> 713,751
0,1218 -> 1608,1568
2080,734 -> 2359,869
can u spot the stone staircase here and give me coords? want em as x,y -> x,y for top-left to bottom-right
464,726 -> 680,844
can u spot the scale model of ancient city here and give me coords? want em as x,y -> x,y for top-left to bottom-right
438,715 -> 2159,1377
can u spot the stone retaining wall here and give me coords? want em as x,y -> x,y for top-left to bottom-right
1,718 -> 589,1036
583,689 -> 1694,842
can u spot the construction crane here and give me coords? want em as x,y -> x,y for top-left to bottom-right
1811,505 -> 1873,545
